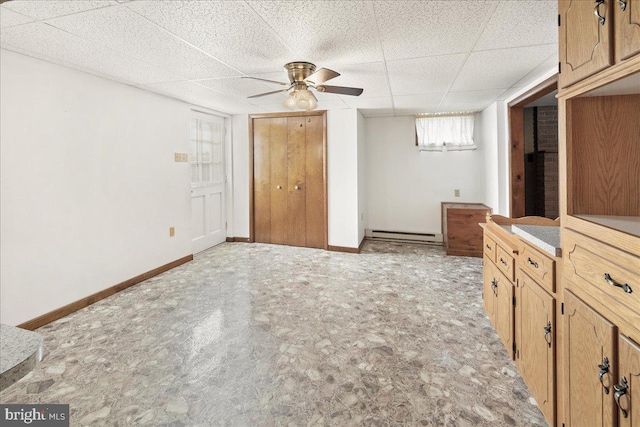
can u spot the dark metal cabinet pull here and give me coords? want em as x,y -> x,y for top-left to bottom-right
594,0 -> 606,25
491,279 -> 498,296
618,0 -> 627,11
614,377 -> 629,418
500,258 -> 508,266
527,257 -> 539,268
543,321 -> 552,348
604,273 -> 632,293
598,357 -> 611,394
486,243 -> 492,250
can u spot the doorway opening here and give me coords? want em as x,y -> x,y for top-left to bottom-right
508,76 -> 558,219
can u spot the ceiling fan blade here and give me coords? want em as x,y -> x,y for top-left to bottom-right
304,68 -> 340,85
316,85 -> 363,96
242,76 -> 290,86
247,88 -> 290,99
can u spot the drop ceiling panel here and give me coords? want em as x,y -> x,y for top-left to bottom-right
361,108 -> 395,118
474,0 -> 558,51
387,54 -> 466,96
0,23 -> 180,84
325,62 -> 390,98
261,98 -> 348,113
339,96 -> 393,109
2,1 -> 117,21
438,89 -> 506,112
451,44 -> 555,91
393,93 -> 445,115
0,8 -> 34,28
125,1 -> 297,74
48,7 -> 238,81
246,1 -> 381,66
145,80 -> 263,114
198,77 -> 287,105
374,1 -> 494,60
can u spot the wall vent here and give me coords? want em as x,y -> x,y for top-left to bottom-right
366,229 -> 444,245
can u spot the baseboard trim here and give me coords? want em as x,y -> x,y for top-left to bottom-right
226,237 -> 234,242
232,237 -> 250,243
328,245 -> 360,254
358,237 -> 366,252
18,254 -> 194,331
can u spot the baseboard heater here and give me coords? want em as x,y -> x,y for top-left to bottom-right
366,229 -> 444,245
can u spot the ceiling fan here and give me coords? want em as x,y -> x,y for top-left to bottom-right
243,61 -> 364,110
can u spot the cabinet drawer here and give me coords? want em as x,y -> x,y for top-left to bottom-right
484,234 -> 497,263
520,242 -> 555,293
496,245 -> 515,282
564,230 -> 640,329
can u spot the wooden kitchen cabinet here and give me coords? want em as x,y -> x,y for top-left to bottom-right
516,269 -> 556,425
618,334 -> 640,426
615,0 -> 640,62
483,254 -> 515,358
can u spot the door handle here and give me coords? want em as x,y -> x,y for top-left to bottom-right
598,357 -> 611,394
594,0 -> 606,25
294,185 -> 301,190
614,377 -> 629,418
276,185 -> 282,190
543,321 -> 552,348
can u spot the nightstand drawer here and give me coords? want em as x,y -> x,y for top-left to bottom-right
564,229 -> 640,325
484,234 -> 497,263
520,242 -> 555,293
496,245 -> 515,282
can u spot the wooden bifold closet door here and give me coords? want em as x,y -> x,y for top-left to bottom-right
251,112 -> 326,249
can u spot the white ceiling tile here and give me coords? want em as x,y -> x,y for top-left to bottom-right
438,89 -> 506,112
246,1 -> 381,66
199,77 -> 288,105
324,62 -> 390,98
474,1 -> 558,51
361,109 -> 395,118
47,7 -> 238,80
3,1 -> 116,21
125,1 -> 297,74
387,54 -> 466,96
451,44 -> 555,91
374,1 -> 494,60
340,96 -> 393,109
393,93 -> 445,115
0,23 -> 180,84
260,97 -> 348,113
0,7 -> 34,28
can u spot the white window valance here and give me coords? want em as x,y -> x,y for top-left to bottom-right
415,113 -> 476,152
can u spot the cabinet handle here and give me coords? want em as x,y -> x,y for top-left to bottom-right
527,257 -> 539,268
543,321 -> 552,348
614,377 -> 629,418
604,273 -> 632,293
491,278 -> 498,295
500,258 -> 508,266
618,0 -> 627,11
594,0 -> 606,25
486,244 -> 492,250
598,357 -> 611,394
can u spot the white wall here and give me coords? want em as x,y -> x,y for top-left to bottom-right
365,115 -> 486,235
357,111 -> 367,245
0,50 -> 194,325
231,114 -> 250,239
479,103 -> 500,212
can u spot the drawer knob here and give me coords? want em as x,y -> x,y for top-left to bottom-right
527,257 -> 539,268
543,321 -> 552,348
598,357 -> 611,394
603,273 -> 632,293
614,377 -> 629,418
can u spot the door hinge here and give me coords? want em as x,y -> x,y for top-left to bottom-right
225,221 -> 228,230
513,342 -> 517,353
558,14 -> 561,26
512,296 -> 516,306
561,302 -> 565,315
559,62 -> 562,73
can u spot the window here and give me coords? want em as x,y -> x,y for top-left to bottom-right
415,113 -> 476,152
190,117 -> 224,186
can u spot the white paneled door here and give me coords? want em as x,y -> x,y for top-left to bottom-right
190,113 -> 226,254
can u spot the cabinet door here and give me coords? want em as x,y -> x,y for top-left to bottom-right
559,0 -> 613,88
495,270 -> 515,358
616,0 -> 640,61
483,257 -> 497,323
564,290 -> 617,427
618,335 -> 640,427
516,270 -> 556,426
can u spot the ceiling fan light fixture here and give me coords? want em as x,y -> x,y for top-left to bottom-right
283,92 -> 298,110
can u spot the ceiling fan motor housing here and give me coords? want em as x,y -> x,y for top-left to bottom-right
285,62 -> 316,84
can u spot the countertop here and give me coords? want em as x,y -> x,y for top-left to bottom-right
511,225 -> 562,257
0,324 -> 43,391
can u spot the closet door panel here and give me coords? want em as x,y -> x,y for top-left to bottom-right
253,118 -> 272,243
270,118 -> 288,245
305,115 -> 325,248
287,117 -> 307,247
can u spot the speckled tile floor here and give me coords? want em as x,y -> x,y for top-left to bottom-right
1,241 -> 547,426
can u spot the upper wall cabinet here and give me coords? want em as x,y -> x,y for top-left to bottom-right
559,0 -> 640,88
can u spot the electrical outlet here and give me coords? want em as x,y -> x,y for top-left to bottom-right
169,227 -> 175,237
174,153 -> 188,162
454,189 -> 460,197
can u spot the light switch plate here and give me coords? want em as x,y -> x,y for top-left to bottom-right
174,153 -> 188,162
